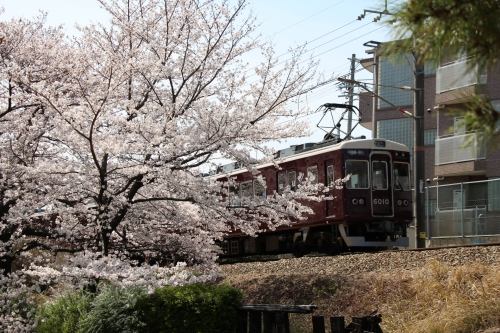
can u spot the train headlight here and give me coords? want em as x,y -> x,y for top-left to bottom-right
397,199 -> 402,206
403,199 -> 409,206
352,198 -> 358,205
358,198 -> 365,205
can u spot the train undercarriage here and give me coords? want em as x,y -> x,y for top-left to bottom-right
218,221 -> 410,258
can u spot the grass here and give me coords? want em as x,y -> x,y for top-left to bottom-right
382,260 -> 500,333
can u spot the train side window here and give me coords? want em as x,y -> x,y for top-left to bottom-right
277,171 -> 286,194
393,162 -> 410,190
288,170 -> 297,191
222,241 -> 229,254
372,161 -> 388,190
345,160 -> 369,189
307,166 -> 318,184
278,170 -> 296,194
229,184 -> 240,206
326,165 -> 334,187
254,178 -> 267,198
231,240 -> 239,254
241,181 -> 253,199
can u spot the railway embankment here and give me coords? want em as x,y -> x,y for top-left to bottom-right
221,246 -> 500,333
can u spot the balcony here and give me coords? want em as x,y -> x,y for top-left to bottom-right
436,59 -> 486,105
435,132 -> 486,176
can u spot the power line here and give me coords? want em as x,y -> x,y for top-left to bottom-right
263,18 -> 361,72
249,1 -> 403,126
240,24 -> 385,91
294,55 -> 398,103
265,0 -> 397,63
299,26 -> 384,66
244,18 -> 376,79
244,1 -> 395,77
266,21 -> 378,73
265,0 -> 349,39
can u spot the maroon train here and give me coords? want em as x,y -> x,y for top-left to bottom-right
213,138 -> 412,257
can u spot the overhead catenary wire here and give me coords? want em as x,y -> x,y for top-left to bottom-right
266,0 -> 397,66
202,2 -> 396,104
259,0 -> 400,68
264,0 -> 349,39
240,24 -> 385,92
296,53 -> 415,106
242,19 -> 377,83
246,2 -> 375,74
203,3 -> 395,122
272,21 -> 380,72
266,1 -> 410,130
278,58 -> 408,124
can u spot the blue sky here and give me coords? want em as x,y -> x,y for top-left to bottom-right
1,0 -> 397,146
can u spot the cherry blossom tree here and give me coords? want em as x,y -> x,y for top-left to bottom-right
0,12 -> 75,332
0,1 -> 333,330
0,10 -> 72,275
0,0 -> 326,292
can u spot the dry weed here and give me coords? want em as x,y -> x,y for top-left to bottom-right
382,260 -> 500,333
224,260 -> 500,333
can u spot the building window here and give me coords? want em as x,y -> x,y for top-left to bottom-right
424,60 -> 437,76
378,54 -> 414,109
424,129 -> 437,146
488,179 -> 500,211
377,118 -> 414,150
454,116 -> 466,135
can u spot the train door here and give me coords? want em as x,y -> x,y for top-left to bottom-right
325,159 -> 335,217
370,152 -> 393,216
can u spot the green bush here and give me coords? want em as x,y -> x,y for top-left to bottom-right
79,284 -> 147,333
137,283 -> 243,333
35,291 -> 93,333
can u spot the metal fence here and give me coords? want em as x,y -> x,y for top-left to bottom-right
425,179 -> 500,240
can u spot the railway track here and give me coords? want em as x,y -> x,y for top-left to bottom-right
220,244 -> 500,279
218,241 -> 500,265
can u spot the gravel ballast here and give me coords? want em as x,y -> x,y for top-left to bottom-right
221,246 -> 500,278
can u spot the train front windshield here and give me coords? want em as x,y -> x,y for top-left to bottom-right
393,162 -> 410,190
345,160 -> 369,189
346,160 -> 410,190
372,161 -> 388,190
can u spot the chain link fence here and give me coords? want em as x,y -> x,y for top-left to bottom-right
425,179 -> 500,241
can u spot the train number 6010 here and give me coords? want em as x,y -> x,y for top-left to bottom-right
373,198 -> 390,205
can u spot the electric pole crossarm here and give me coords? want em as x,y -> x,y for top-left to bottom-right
337,77 -> 419,119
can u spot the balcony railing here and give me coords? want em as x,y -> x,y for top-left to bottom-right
435,132 -> 485,165
436,59 -> 486,94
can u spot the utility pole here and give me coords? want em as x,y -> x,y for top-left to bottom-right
413,52 -> 426,248
347,54 -> 356,139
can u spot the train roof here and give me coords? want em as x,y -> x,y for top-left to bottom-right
208,138 -> 409,178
